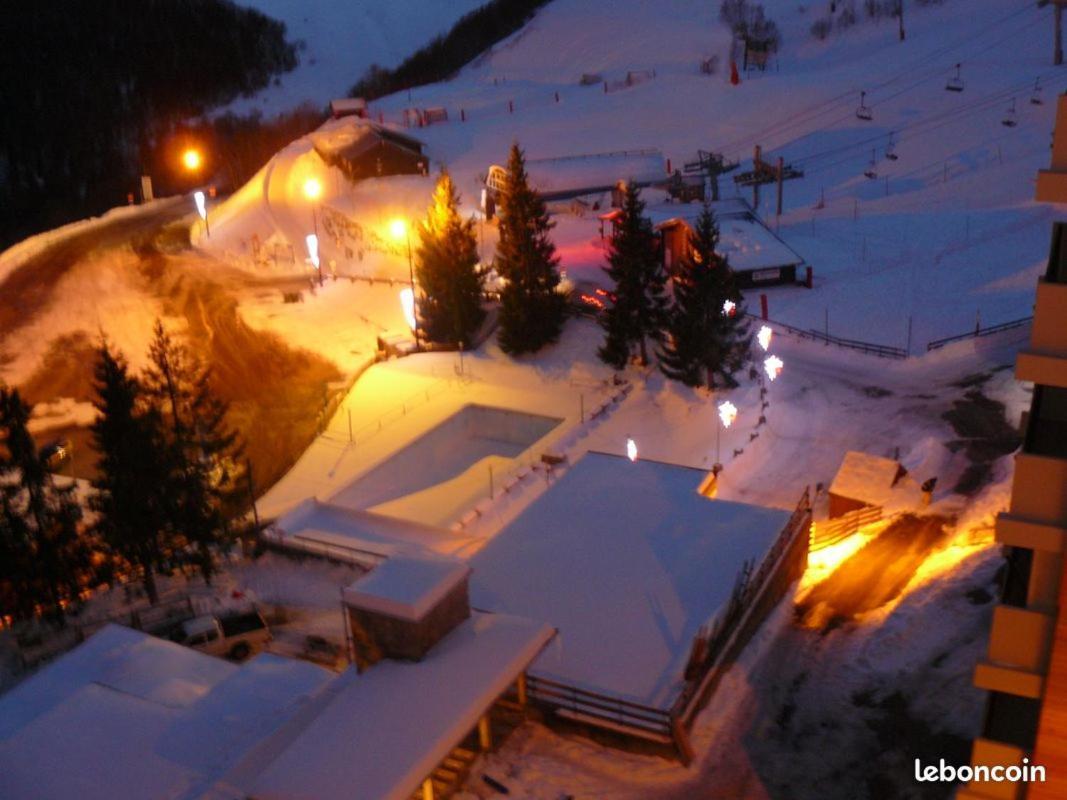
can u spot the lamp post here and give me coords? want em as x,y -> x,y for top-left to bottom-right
303,177 -> 322,237
715,400 -> 738,475
182,148 -> 203,173
390,218 -> 419,349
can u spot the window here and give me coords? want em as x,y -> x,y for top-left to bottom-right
983,691 -> 1040,750
1024,385 -> 1067,460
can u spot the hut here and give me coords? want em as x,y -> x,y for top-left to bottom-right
828,450 -> 907,518
343,555 -> 472,668
309,117 -> 428,184
329,97 -> 368,119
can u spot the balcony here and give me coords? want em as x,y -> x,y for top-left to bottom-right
985,606 -> 1054,673
1008,452 -> 1067,526
997,514 -> 1067,555
974,662 -> 1044,699
958,738 -> 1029,800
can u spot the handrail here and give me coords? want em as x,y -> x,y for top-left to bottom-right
926,316 -> 1032,351
746,314 -> 907,359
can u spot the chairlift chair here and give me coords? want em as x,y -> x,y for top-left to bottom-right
863,149 -> 878,180
856,90 -> 873,122
885,133 -> 899,161
1031,78 -> 1044,106
1002,97 -> 1018,128
945,63 -> 964,93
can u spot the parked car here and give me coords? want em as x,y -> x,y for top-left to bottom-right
176,608 -> 271,661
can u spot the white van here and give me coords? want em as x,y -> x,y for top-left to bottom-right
178,609 -> 271,661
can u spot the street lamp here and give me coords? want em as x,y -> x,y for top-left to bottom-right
182,148 -> 202,172
714,400 -> 738,474
303,177 -> 322,236
390,218 -> 420,349
306,233 -> 322,286
193,190 -> 209,237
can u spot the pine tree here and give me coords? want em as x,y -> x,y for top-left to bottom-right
415,169 -> 485,348
90,343 -> 172,605
659,206 -> 753,389
598,183 -> 668,366
0,388 -> 89,623
143,321 -> 243,584
495,142 -> 567,354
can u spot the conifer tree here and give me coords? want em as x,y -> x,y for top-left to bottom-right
495,142 -> 567,354
415,169 -> 485,348
90,343 -> 172,605
0,388 -> 88,622
143,321 -> 243,584
659,206 -> 753,388
598,183 -> 668,367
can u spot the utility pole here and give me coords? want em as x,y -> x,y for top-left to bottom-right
898,0 -> 905,41
776,157 -> 784,217
753,145 -> 762,209
1040,0 -> 1063,64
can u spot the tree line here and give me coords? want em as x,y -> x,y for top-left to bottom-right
0,322 -> 245,623
412,142 -> 752,388
350,0 -> 552,102
0,0 -> 298,249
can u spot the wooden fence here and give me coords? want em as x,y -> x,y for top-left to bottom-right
926,316 -> 1032,352
747,314 -> 908,359
809,505 -> 883,551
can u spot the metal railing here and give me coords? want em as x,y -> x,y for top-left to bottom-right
748,314 -> 907,359
926,316 -> 1033,352
525,674 -> 673,741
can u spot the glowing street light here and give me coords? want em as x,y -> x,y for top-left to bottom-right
193,190 -> 209,237
306,233 -> 320,277
399,287 -> 417,332
764,355 -> 784,382
757,325 -> 773,352
182,148 -> 202,172
390,218 -> 420,349
303,177 -> 323,237
714,399 -> 738,473
626,438 -> 638,462
722,299 -> 737,317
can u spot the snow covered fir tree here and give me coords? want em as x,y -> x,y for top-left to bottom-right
494,142 -> 567,355
659,206 -> 753,389
414,169 -> 486,349
598,182 -> 669,367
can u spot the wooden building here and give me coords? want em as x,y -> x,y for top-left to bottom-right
827,450 -> 907,519
310,118 -> 428,184
342,555 -> 472,669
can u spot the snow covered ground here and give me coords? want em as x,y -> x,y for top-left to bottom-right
228,0 -> 487,115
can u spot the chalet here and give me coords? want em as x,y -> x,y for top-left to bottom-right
600,197 -> 806,288
309,117 -> 428,184
329,97 -> 367,119
827,450 -> 907,518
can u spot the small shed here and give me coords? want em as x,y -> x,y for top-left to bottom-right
828,450 -> 907,518
310,118 -> 428,184
329,97 -> 367,119
343,555 -> 472,668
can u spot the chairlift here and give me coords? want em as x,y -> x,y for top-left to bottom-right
885,133 -> 899,161
1002,97 -> 1018,128
945,63 -> 964,93
863,149 -> 878,180
856,90 -> 873,121
1031,78 -> 1044,106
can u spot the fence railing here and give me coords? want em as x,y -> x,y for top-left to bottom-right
748,314 -> 907,359
926,316 -> 1033,352
260,528 -> 383,569
525,674 -> 674,743
809,505 -> 883,551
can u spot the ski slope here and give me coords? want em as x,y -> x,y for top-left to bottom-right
228,0 -> 486,114
206,0 -> 1062,350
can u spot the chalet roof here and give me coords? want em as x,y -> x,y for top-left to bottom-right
828,450 -> 906,506
309,117 -> 424,165
469,452 -> 791,708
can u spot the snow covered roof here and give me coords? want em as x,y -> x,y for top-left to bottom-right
271,498 -> 482,565
309,116 -> 424,163
491,149 -> 666,199
470,452 -> 792,708
0,625 -> 332,800
647,200 -> 805,272
342,555 -> 471,621
244,612 -> 554,800
829,450 -> 906,507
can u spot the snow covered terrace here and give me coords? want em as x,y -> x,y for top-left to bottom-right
470,452 -> 799,715
0,616 -> 554,800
